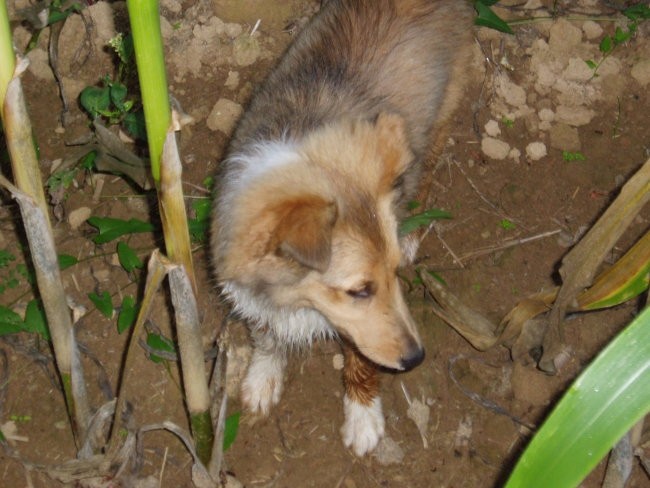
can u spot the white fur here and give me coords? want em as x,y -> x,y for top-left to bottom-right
241,345 -> 287,415
222,281 -> 336,348
225,139 -> 300,192
341,395 -> 385,456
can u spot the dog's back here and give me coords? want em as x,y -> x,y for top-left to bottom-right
231,0 -> 472,165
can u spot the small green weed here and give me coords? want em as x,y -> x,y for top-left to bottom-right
586,4 -> 650,77
400,208 -> 452,236
499,219 -> 516,230
562,151 -> 586,162
0,300 -> 50,340
501,116 -> 514,128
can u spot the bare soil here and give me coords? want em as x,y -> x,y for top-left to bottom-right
1,1 -> 649,487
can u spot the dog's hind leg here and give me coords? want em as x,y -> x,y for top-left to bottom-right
340,344 -> 384,456
241,329 -> 287,416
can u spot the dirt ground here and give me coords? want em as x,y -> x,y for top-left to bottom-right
1,0 -> 649,487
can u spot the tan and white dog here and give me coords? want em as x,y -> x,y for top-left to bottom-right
211,0 -> 472,456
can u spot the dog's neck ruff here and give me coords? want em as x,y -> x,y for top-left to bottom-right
226,139 -> 301,190
222,281 -> 337,348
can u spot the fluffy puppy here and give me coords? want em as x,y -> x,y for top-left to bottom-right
212,0 -> 473,456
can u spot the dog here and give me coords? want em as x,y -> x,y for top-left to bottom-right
211,0 -> 473,456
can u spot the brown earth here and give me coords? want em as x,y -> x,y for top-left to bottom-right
0,0 -> 649,487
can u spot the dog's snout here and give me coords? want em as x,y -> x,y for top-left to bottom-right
400,346 -> 425,371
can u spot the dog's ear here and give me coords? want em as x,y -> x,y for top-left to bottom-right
271,196 -> 337,272
374,113 -> 413,191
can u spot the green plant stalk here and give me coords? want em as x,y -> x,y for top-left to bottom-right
126,0 -> 196,292
126,0 -> 169,183
506,306 -> 650,487
0,1 -> 15,108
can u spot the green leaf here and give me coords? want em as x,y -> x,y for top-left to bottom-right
599,35 -> 613,53
0,306 -> 25,336
117,296 -> 137,334
58,254 -> 78,270
505,306 -> 650,488
189,198 -> 212,242
399,208 -> 452,236
613,26 -> 631,45
117,242 -> 144,273
88,291 -> 114,318
16,264 -> 34,285
474,1 -> 514,35
623,3 -> 650,21
146,332 -> 176,363
87,217 -> 155,244
585,59 -> 597,70
122,110 -> 147,141
223,412 -> 241,451
24,300 -> 50,341
109,82 -> 129,111
80,86 -> 111,119
80,150 -> 97,171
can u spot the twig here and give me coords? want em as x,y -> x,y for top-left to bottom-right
433,222 -> 465,268
458,229 -> 562,263
448,354 -> 534,431
452,159 -> 510,220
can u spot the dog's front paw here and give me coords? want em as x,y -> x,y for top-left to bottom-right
241,351 -> 286,415
341,395 -> 385,456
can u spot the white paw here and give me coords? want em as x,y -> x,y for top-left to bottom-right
241,350 -> 286,415
341,395 -> 385,456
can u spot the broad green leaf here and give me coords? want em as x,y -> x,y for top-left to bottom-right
399,208 -> 452,236
146,332 -> 176,363
58,254 -> 78,270
505,306 -> 650,488
117,295 -> 137,334
223,412 -> 241,451
474,1 -> 514,35
80,86 -> 111,119
24,300 -> 50,341
88,291 -> 114,318
123,110 -> 147,141
109,82 -> 128,111
0,306 -> 24,336
87,216 -> 155,244
117,242 -> 144,273
599,35 -> 613,53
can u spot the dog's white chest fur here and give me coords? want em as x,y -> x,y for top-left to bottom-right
222,281 -> 336,347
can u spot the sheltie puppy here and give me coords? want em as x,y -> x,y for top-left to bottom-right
212,0 -> 473,456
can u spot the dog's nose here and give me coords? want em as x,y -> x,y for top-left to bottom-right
400,346 -> 425,371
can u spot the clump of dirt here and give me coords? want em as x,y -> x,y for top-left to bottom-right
0,1 -> 648,487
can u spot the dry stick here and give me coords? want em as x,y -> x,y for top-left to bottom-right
458,229 -> 562,263
108,250 -> 167,453
452,159 -> 511,221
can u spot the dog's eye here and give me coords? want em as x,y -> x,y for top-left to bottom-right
346,282 -> 374,299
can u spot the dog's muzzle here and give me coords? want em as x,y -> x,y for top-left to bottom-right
400,346 -> 425,371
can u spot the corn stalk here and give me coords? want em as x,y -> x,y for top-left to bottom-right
0,1 -> 89,445
126,0 -> 213,466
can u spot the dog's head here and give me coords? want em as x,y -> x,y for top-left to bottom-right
219,113 -> 424,371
